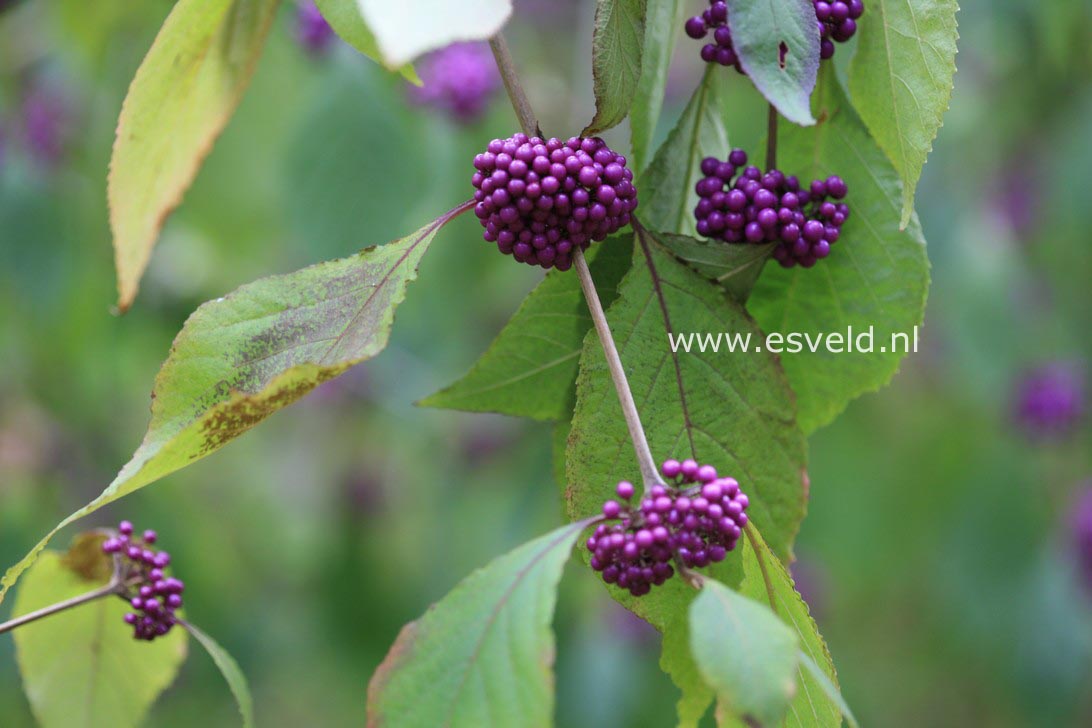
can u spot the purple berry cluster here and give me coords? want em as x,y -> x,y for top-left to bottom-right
685,0 -> 863,67
684,2 -> 742,71
296,1 -> 336,56
586,459 -> 750,596
472,134 -> 638,270
408,43 -> 499,123
102,521 -> 184,641
815,0 -> 864,60
693,149 -> 849,268
1014,363 -> 1085,439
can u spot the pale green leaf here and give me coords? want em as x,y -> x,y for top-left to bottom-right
726,0 -> 819,126
583,0 -> 648,135
630,0 -> 683,173
641,67 -> 731,236
356,0 -> 511,67
181,621 -> 254,728
799,651 -> 859,728
653,231 -> 773,303
0,207 -> 468,607
848,0 -> 959,227
366,520 -> 592,728
564,229 -> 807,724
690,578 -> 799,728
748,71 -> 930,433
739,527 -> 848,728
314,0 -> 419,82
109,0 -> 280,311
420,237 -> 633,421
13,543 -> 186,728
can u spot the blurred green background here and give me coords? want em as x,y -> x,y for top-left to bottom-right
2,0 -> 1091,726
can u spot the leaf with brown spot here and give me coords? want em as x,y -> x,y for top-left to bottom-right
109,0 -> 280,311
0,206 -> 468,607
366,520 -> 592,727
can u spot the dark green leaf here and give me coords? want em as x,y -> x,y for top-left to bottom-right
848,0 -> 959,227
690,578 -> 799,728
653,231 -> 773,303
739,527 -> 848,728
366,520 -> 592,727
182,621 -> 254,727
109,0 -> 280,311
584,0 -> 649,135
0,207 -> 468,608
748,71 -> 930,433
640,67 -> 731,235
629,0 -> 682,172
314,0 -> 419,81
725,0 -> 819,126
13,541 -> 187,727
420,237 -> 633,421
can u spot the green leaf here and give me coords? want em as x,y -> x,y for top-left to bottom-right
725,0 -> 819,126
314,0 -> 419,82
583,0 -> 649,135
653,231 -> 773,303
366,520 -> 592,728
109,0 -> 280,312
799,651 -> 859,728
356,0 -> 511,67
420,237 -> 634,421
848,0 -> 959,227
640,67 -> 731,236
564,229 -> 807,723
747,71 -> 930,433
629,0 -> 682,173
13,540 -> 187,728
690,578 -> 799,727
0,207 -> 468,608
739,527 -> 849,728
181,621 -> 254,728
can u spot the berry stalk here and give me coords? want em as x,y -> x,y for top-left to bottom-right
487,30 -> 664,492
0,573 -> 122,635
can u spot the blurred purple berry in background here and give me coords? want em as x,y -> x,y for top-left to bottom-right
1013,362 -> 1085,440
1073,486 -> 1092,598
790,557 -> 829,622
296,1 -> 336,56
21,81 -> 70,167
408,43 -> 499,124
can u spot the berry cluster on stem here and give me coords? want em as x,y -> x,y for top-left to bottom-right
587,459 -> 750,596
693,148 -> 849,268
102,521 -> 184,641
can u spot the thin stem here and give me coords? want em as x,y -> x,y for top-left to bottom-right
487,29 -> 664,492
0,580 -> 122,635
766,104 -> 779,170
488,34 -> 542,138
574,249 -> 664,491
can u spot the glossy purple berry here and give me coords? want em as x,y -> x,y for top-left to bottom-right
102,521 -> 184,641
472,134 -> 637,270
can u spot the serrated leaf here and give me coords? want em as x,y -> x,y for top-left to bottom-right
420,237 -> 633,421
690,578 -> 799,727
629,0 -> 682,173
182,621 -> 254,728
848,0 -> 958,227
641,67 -> 731,236
366,520 -> 592,728
109,0 -> 280,311
747,71 -> 930,433
739,527 -> 848,728
13,544 -> 187,728
653,231 -> 773,303
584,0 -> 648,135
799,651 -> 859,728
314,0 -> 419,82
726,0 -> 819,126
0,206 -> 468,608
564,228 -> 807,723
356,0 -> 511,67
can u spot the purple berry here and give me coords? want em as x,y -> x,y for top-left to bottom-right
408,43 -> 499,123
295,1 -> 336,56
685,16 -> 707,38
104,520 -> 185,641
